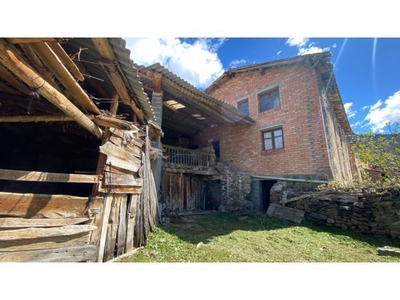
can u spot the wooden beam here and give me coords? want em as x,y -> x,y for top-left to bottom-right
0,245 -> 96,262
0,217 -> 89,228
91,38 -> 146,123
0,225 -> 96,241
0,114 -> 139,130
47,42 -> 85,82
0,168 -> 99,183
5,38 -> 69,44
0,192 -> 89,218
29,42 -> 101,114
161,76 -> 235,124
0,39 -> 103,139
0,232 -> 90,252
0,64 -> 31,95
18,43 -> 62,93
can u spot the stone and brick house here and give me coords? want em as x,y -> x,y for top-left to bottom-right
136,51 -> 355,213
198,51 -> 355,210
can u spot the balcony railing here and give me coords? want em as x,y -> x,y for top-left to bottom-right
163,145 -> 211,168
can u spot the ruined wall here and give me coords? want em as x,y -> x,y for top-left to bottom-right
211,162 -> 252,211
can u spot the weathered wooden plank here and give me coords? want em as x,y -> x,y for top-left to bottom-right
93,115 -> 138,130
105,155 -> 140,173
98,186 -> 143,195
0,245 -> 96,262
0,168 -> 99,183
125,194 -> 137,253
103,172 -> 143,187
116,195 -> 127,256
0,224 -> 96,241
0,39 -> 103,139
100,141 -> 140,165
0,192 -> 89,218
96,195 -> 112,262
0,217 -> 89,228
104,196 -> 121,261
0,232 -> 90,252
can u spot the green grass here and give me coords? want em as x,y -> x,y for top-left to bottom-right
120,211 -> 400,262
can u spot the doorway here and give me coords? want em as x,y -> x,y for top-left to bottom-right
261,180 -> 277,211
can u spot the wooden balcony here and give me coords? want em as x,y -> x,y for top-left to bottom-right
163,145 -> 215,175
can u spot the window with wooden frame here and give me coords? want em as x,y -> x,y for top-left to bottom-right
262,127 -> 284,150
258,87 -> 280,112
237,98 -> 249,116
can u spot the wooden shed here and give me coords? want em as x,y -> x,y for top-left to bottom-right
0,38 -> 163,262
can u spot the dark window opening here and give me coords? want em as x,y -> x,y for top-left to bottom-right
259,88 -> 280,112
237,98 -> 249,116
212,140 -> 220,159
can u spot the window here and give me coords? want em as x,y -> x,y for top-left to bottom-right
262,128 -> 284,150
259,88 -> 280,112
237,98 -> 249,115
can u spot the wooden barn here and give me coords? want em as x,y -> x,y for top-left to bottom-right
0,38 -> 163,262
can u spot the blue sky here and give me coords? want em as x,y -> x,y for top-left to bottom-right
125,37 -> 400,134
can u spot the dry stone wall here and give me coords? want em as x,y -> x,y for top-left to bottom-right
213,162 -> 252,211
271,185 -> 400,238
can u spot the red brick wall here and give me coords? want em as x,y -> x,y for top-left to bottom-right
198,63 -> 334,178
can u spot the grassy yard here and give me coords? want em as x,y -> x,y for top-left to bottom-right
119,211 -> 400,263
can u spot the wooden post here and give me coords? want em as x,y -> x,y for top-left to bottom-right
0,39 -> 103,139
96,195 -> 112,262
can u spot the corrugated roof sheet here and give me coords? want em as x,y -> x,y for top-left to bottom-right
134,62 -> 255,125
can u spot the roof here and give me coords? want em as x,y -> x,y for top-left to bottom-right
0,38 -> 161,139
134,62 -> 255,139
205,51 -> 353,135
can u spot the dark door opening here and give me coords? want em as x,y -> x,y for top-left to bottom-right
205,180 -> 221,210
212,141 -> 220,159
261,180 -> 277,211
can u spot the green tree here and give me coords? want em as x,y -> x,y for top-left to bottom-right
351,120 -> 400,190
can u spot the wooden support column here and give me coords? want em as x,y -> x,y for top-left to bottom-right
0,39 -> 103,139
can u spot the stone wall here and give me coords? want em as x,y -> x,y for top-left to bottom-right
211,162 -> 252,211
271,185 -> 400,238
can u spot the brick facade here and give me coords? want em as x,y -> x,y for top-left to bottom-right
196,57 -> 353,181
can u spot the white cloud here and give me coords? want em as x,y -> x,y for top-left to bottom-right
364,91 -> 400,133
286,38 -> 331,56
286,38 -> 309,47
298,46 -> 330,55
125,38 -> 225,89
229,59 -> 247,68
344,102 -> 356,119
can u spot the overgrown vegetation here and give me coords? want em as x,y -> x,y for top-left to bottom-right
320,120 -> 400,193
119,211 -> 400,262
